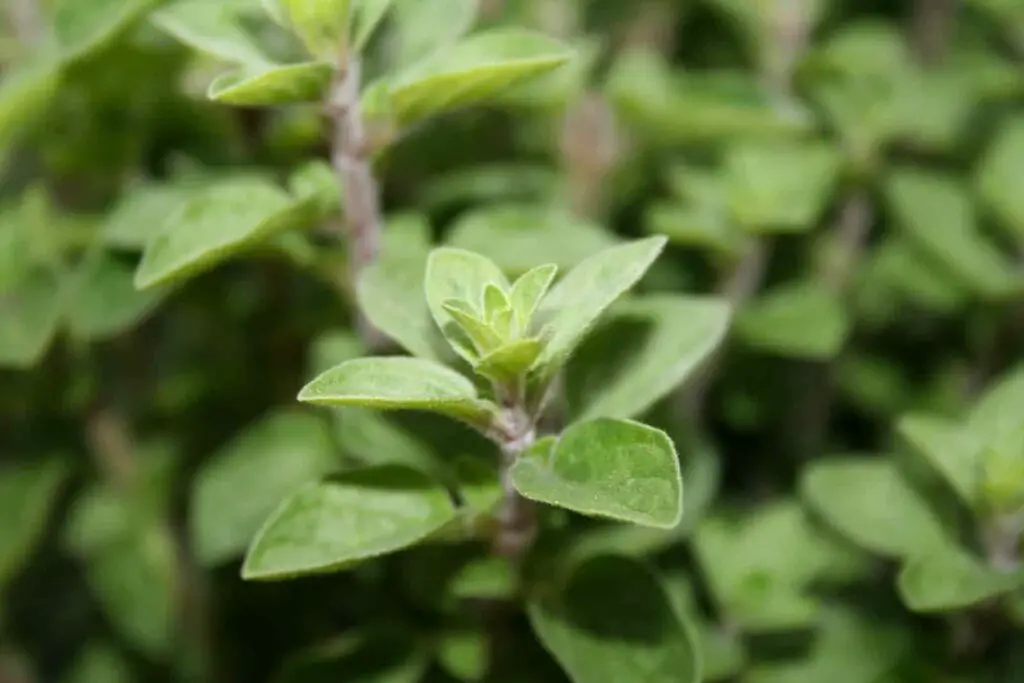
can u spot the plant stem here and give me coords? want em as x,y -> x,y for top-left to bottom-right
492,405 -> 537,563
912,0 -> 959,66
559,92 -> 619,219
327,53 -> 388,349
6,0 -> 43,47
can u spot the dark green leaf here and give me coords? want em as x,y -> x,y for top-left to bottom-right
0,269 -> 65,369
66,253 -> 168,341
0,459 -> 67,590
54,0 -> 163,61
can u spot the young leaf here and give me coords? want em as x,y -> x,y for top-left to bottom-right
275,0 -> 352,57
0,459 -> 67,590
897,413 -> 982,508
530,236 -> 667,385
242,465 -> 456,579
475,338 -> 544,383
886,169 -> 1019,300
897,541 -> 1024,612
150,0 -> 270,66
66,253 -> 167,341
384,28 -> 573,127
208,61 -> 335,106
191,410 -> 339,566
510,418 -> 683,529
737,280 -> 850,360
298,356 -> 498,426
567,295 -> 731,421
133,176 -> 299,290
54,0 -> 162,61
725,140 -> 842,233
441,300 -> 503,353
425,247 -> 509,362
509,263 -> 558,331
801,456 -> 949,559
528,555 -> 701,683
0,269 -> 65,369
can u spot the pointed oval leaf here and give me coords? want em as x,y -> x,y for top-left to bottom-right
0,459 -> 68,590
100,181 -> 198,250
801,457 -> 949,559
441,300 -> 503,354
151,0 -> 270,66
897,413 -> 982,508
969,363 -> 1024,447
54,0 -> 161,60
386,28 -> 573,127
134,176 -> 297,289
425,247 -> 509,362
509,263 -> 558,330
66,253 -> 168,341
351,0 -> 396,51
738,280 -> 850,360
474,338 -> 544,383
0,269 -> 65,369
530,236 -> 667,385
276,0 -> 352,57
897,541 -> 1024,612
242,465 -> 456,579
191,410 -> 339,566
389,0 -> 478,68
977,116 -> 1024,242
0,56 -> 61,155
298,356 -> 497,426
511,418 -> 682,528
208,61 -> 334,106
568,295 -> 732,421
528,555 -> 701,683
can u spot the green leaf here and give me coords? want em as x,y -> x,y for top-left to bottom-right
0,56 -> 62,156
335,407 -> 443,477
449,555 -> 515,600
511,418 -> 682,528
134,176 -> 299,289
977,116 -> 1024,242
567,295 -> 731,421
424,247 -> 509,362
645,202 -> 746,258
276,0 -> 352,57
0,269 -> 65,369
530,236 -> 667,385
65,645 -> 132,683
356,219 -> 449,363
445,204 -> 619,277
242,465 -> 456,579
191,410 -> 339,566
801,456 -> 949,559
150,0 -> 270,66
351,0 -> 396,51
0,459 -> 67,590
475,338 -> 544,383
528,555 -> 701,683
275,630 -> 429,683
437,631 -> 486,682
886,169 -> 1019,300
725,141 -> 842,233
87,528 -> 177,657
66,253 -> 168,341
509,263 -> 558,331
208,61 -> 334,105
384,27 -> 573,127
54,0 -> 162,61
897,414 -> 982,508
738,280 -> 850,360
389,0 -> 478,67
100,181 -> 197,251
969,363 -> 1024,447
298,356 -> 498,426
897,541 -> 1024,612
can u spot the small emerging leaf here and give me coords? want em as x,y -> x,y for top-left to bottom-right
511,418 -> 683,528
242,466 -> 456,579
208,61 -> 335,106
425,247 -> 509,362
509,263 -> 558,331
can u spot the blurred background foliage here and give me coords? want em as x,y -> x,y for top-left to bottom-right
6,0 -> 1024,681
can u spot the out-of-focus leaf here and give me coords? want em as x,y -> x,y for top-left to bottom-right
66,253 -> 168,341
0,459 -> 67,590
389,0 -> 479,68
208,61 -> 334,105
421,164 -> 559,210
897,541 -> 1024,612
151,0 -> 270,66
977,115 -> 1024,242
0,55 -> 62,156
738,280 -> 850,360
65,644 -> 132,683
54,0 -> 163,61
0,269 -> 66,369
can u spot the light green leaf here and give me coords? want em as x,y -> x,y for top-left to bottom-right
738,280 -> 850,360
511,418 -> 682,528
54,0 -> 162,61
725,141 -> 842,233
208,61 -> 334,106
334,407 -> 443,477
897,541 -> 1024,612
191,410 -> 339,566
969,363 -> 1024,447
384,27 -> 573,127
509,264 -> 558,331
276,0 -> 352,57
298,356 -> 498,426
475,338 -> 544,383
567,295 -> 731,421
351,0 -> 396,51
449,555 -> 514,600
390,0 -> 478,67
0,269 -> 65,369
0,459 -> 67,590
445,204 -> 618,277
977,116 -> 1024,242
897,413 -> 982,508
437,631 -> 486,682
242,465 -> 456,579
645,202 -> 746,258
151,0 -> 270,66
289,159 -> 342,217
886,169 -> 1020,299
87,528 -> 177,657
66,253 -> 168,341
424,247 -> 509,362
100,181 -> 197,251
0,56 -> 62,155
421,164 -> 558,210
801,456 -> 949,559
531,236 -> 667,385
528,555 -> 701,683
134,176 -> 299,289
